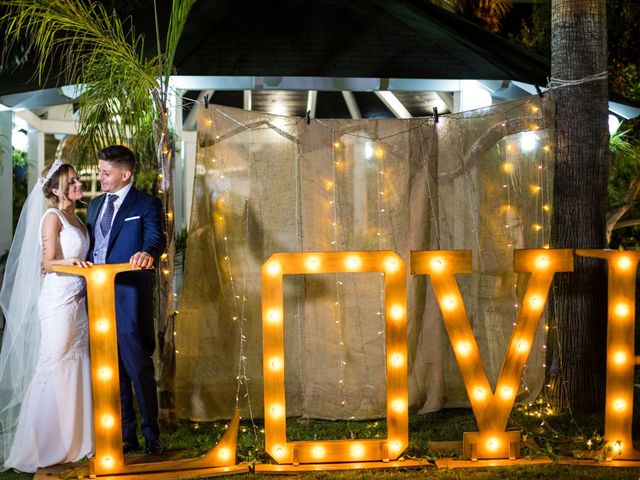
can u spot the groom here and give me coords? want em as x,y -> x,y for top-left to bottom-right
87,145 -> 166,455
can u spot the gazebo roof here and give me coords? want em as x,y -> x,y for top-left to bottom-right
0,0 -> 637,119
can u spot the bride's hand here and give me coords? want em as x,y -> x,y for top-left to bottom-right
70,258 -> 93,268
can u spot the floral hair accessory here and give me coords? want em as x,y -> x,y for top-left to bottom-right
37,159 -> 64,186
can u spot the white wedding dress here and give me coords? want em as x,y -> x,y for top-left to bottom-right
4,209 -> 93,472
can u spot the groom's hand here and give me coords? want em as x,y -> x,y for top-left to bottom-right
130,251 -> 154,269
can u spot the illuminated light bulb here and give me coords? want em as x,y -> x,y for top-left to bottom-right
616,255 -> 632,271
501,162 -> 514,174
531,106 -> 540,114
95,319 -> 109,333
390,353 -> 404,367
487,438 -> 500,452
389,440 -> 402,453
101,414 -> 115,428
613,350 -> 627,365
160,253 -> 168,260
442,295 -> 457,311
98,366 -> 113,381
500,387 -> 514,400
506,144 -> 514,153
266,262 -> 282,276
613,398 -> 626,411
93,271 -> 107,284
430,258 -> 445,273
345,255 -> 361,270
456,341 -> 471,356
385,257 -> 400,273
532,224 -> 542,232
217,447 -> 231,460
333,142 -> 341,149
306,256 -> 320,271
613,441 -> 622,454
269,357 -> 283,371
311,446 -> 326,459
102,456 -> 114,468
535,255 -> 550,270
163,269 -> 170,275
274,446 -> 285,457
521,132 -> 537,151
529,184 -> 541,195
529,295 -> 543,309
267,309 -> 282,324
270,404 -> 283,418
614,302 -> 630,318
391,398 -> 406,413
516,340 -> 529,353
375,147 -> 384,159
351,444 -> 364,458
473,387 -> 487,401
543,204 -> 550,212
543,144 -> 551,152
389,305 -> 404,320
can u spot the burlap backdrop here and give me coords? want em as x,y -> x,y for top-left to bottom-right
175,95 -> 555,420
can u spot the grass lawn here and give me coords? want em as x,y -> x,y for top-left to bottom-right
2,408 -> 639,479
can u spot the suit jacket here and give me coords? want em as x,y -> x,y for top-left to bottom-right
87,187 -> 166,349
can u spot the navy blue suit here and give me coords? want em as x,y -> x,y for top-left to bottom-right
86,186 -> 166,446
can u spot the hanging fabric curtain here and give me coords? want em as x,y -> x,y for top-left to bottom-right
175,94 -> 555,421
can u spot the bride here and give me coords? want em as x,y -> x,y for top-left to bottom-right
0,160 -> 94,472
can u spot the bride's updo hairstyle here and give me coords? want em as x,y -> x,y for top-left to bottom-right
41,162 -> 75,206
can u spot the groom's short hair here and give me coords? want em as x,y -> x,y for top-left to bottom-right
98,145 -> 136,173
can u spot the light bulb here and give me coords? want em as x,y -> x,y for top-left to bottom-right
102,456 -> 114,468
456,341 -> 471,356
389,305 -> 404,320
270,357 -> 283,370
390,353 -> 404,367
311,446 -> 326,459
346,255 -> 361,270
385,257 -> 400,273
613,351 -> 627,365
93,271 -> 107,284
529,295 -> 543,309
270,405 -> 283,418
500,387 -> 513,400
95,319 -> 109,333
430,258 -> 445,273
274,446 -> 285,457
473,387 -> 487,401
306,256 -> 320,271
98,366 -> 113,381
616,255 -> 632,271
267,309 -> 282,324
613,398 -> 626,411
442,295 -> 457,311
614,302 -> 630,318
486,438 -> 500,452
391,398 -> 406,413
516,340 -> 529,353
217,447 -> 231,460
351,444 -> 364,458
535,255 -> 550,270
267,262 -> 282,276
101,414 -> 115,428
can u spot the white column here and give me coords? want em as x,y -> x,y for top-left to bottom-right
27,128 -> 45,191
0,111 -> 12,254
170,90 -> 185,232
181,131 -> 197,230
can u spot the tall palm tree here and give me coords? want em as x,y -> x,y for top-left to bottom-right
546,0 -> 609,413
1,0 -> 196,428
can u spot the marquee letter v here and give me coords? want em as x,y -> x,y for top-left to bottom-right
411,249 -> 573,456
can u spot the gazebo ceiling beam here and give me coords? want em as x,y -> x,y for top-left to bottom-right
375,91 -> 412,119
341,91 -> 362,119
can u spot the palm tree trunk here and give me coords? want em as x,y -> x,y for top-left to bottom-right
152,91 -> 178,430
546,0 -> 609,413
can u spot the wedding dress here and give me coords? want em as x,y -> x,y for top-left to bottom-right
3,208 -> 93,472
